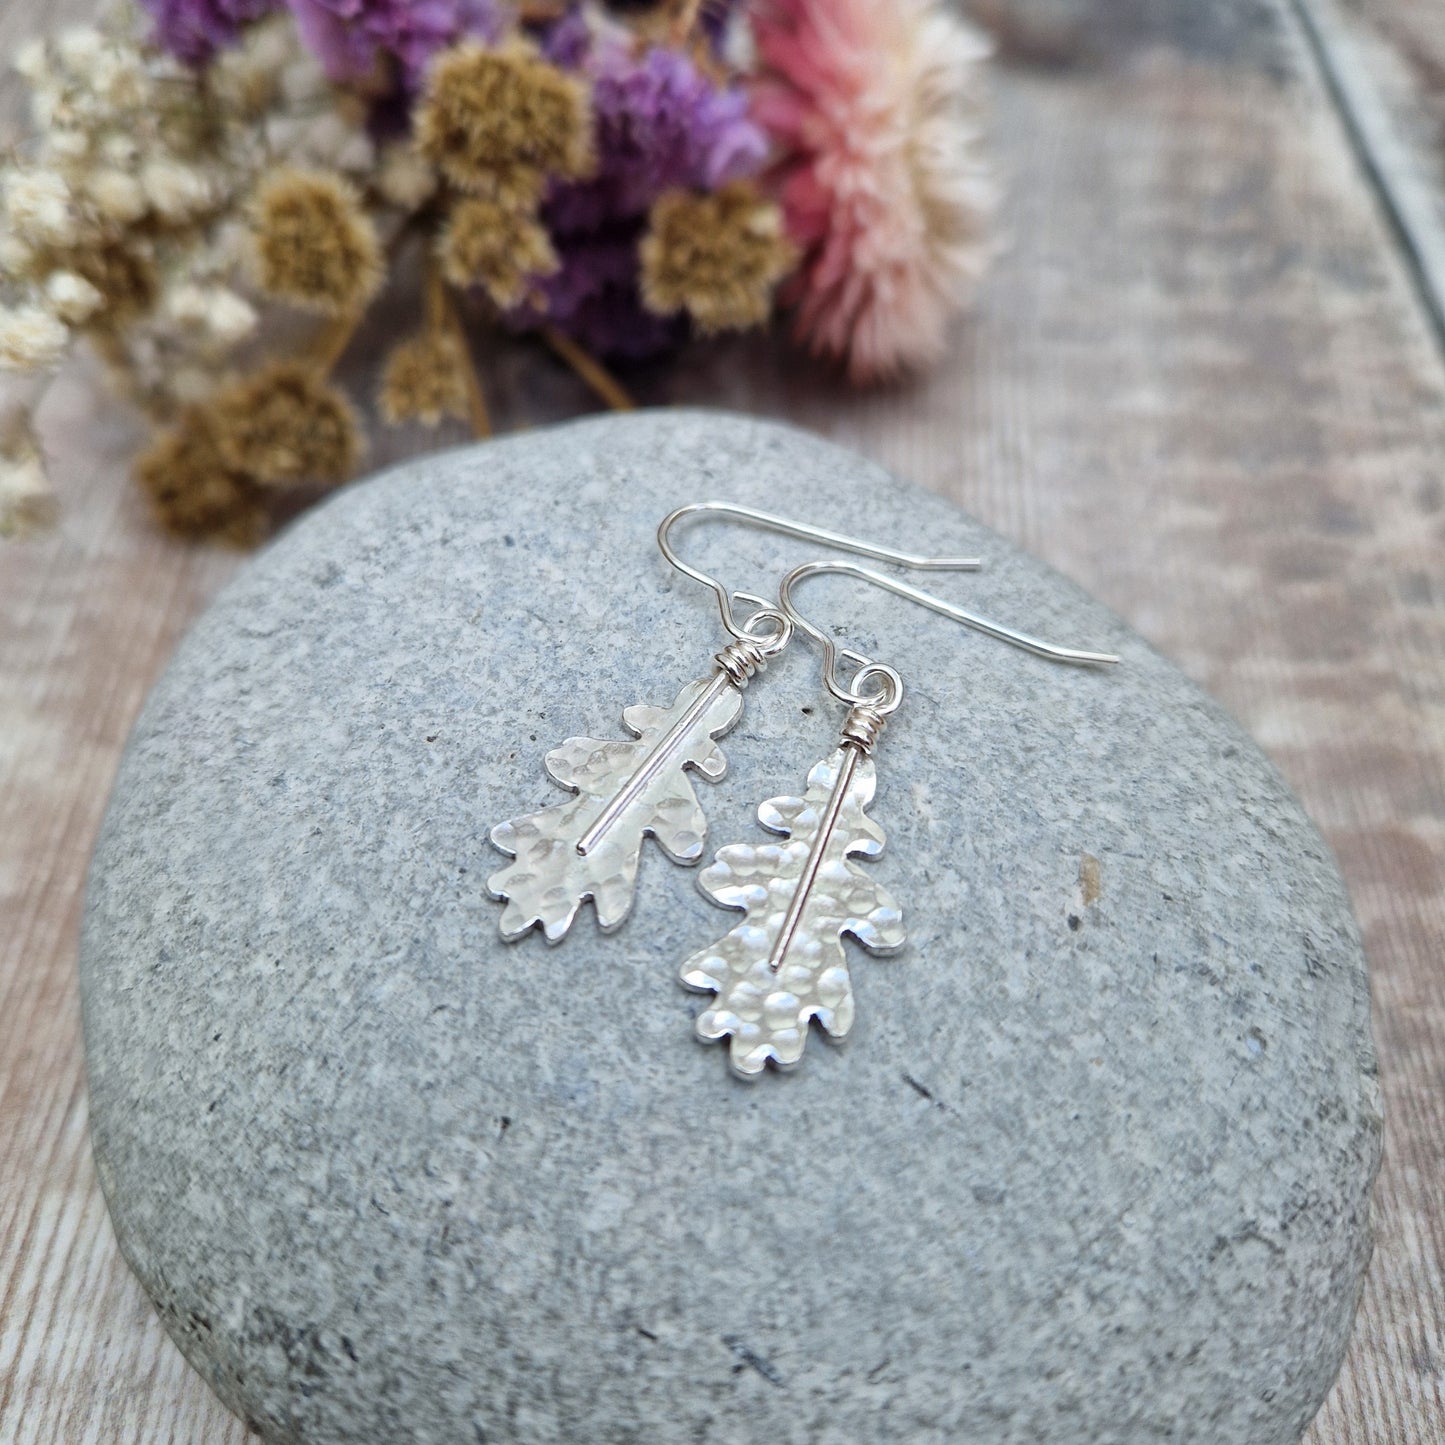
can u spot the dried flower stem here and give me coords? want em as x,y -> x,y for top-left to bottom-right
311,308 -> 368,373
541,326 -> 636,412
310,216 -> 418,374
671,0 -> 707,44
424,254 -> 448,334
439,286 -> 493,439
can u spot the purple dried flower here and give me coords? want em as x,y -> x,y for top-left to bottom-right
140,0 -> 279,64
287,0 -> 505,88
510,226 -> 683,361
545,36 -> 767,234
518,12 -> 767,357
538,6 -> 593,69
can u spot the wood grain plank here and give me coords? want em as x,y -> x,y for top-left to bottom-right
1295,0 -> 1445,354
1346,0 -> 1445,214
3,0 -> 1444,1439
0,376 -> 249,1441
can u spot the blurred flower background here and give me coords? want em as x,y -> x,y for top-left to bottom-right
0,0 -> 994,542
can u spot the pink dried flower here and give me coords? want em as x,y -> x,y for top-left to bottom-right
753,0 -> 994,383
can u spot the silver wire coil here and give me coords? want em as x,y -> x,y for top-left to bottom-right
839,702 -> 889,754
713,637 -> 772,688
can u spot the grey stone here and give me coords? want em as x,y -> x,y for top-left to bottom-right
80,411 -> 1381,1445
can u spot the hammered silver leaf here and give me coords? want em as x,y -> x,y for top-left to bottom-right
489,675 -> 743,943
680,748 -> 906,1077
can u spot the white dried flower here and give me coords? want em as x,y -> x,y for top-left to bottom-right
88,168 -> 149,224
203,217 -> 252,274
45,270 -> 105,324
94,51 -> 150,110
0,234 -> 36,278
211,56 -> 279,117
302,112 -> 375,174
47,128 -> 91,161
55,26 -> 106,77
145,51 -> 191,86
28,86 -> 58,132
263,114 -> 308,158
206,288 -> 259,346
163,282 -> 260,349
100,132 -> 140,168
162,282 -> 211,327
251,19 -> 299,79
5,170 -> 75,246
247,14 -> 297,71
0,412 -> 55,538
210,20 -> 291,116
141,160 -> 212,221
376,143 -> 436,211
0,304 -> 71,372
0,451 -> 55,535
281,51 -> 331,107
15,38 -> 50,83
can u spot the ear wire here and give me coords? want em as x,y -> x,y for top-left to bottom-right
656,500 -> 982,644
778,559 -> 1120,708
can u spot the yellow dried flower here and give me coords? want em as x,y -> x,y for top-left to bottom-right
472,161 -> 547,213
439,196 -> 558,308
378,330 -> 469,427
207,361 -> 361,487
416,41 -> 592,194
133,409 -> 268,546
250,168 -> 383,316
640,183 -> 797,333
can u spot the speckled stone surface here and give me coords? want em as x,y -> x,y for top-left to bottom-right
80,411 -> 1381,1445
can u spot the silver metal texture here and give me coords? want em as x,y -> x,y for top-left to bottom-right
675,565 -> 1121,1077
575,671 -> 734,858
489,672 -> 746,943
488,509 -> 984,947
681,742 -> 905,1079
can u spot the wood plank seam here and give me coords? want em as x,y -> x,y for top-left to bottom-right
1289,0 -> 1445,363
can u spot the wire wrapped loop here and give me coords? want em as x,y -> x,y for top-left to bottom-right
839,701 -> 889,755
713,604 -> 793,686
714,637 -> 771,688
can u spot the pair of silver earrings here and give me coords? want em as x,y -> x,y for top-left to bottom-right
487,502 -> 1118,1079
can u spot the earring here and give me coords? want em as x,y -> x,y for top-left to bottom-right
487,507 -> 980,943
680,558 -> 1120,1078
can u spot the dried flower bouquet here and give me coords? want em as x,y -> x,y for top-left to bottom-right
0,0 -> 993,542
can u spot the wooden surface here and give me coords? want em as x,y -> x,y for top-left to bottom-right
3,0 -> 1444,1438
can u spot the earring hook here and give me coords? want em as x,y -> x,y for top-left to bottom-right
657,501 -> 982,644
779,559 -> 1121,707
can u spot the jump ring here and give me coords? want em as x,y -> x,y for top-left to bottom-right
739,606 -> 794,658
843,662 -> 903,714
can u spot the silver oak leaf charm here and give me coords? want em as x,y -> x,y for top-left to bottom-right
489,673 -> 744,942
680,744 -> 906,1077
